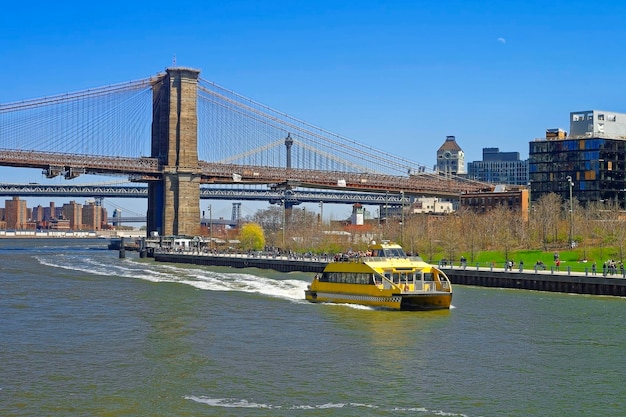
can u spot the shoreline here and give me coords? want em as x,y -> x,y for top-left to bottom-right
0,230 -> 145,239
152,251 -> 626,297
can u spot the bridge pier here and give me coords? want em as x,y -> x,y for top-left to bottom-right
148,67 -> 201,237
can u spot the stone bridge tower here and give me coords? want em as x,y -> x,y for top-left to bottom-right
147,67 -> 201,237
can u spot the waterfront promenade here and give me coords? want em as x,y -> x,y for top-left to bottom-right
0,229 -> 145,239
151,249 -> 626,297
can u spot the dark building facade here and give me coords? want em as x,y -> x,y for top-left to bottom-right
529,110 -> 626,207
460,186 -> 529,222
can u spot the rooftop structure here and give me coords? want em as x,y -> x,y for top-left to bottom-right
569,110 -> 626,139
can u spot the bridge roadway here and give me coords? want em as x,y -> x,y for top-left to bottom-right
0,183 -> 410,205
0,149 -> 486,197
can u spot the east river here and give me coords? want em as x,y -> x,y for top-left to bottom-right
1,239 -> 625,416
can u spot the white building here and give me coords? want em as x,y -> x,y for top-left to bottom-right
410,197 -> 454,214
569,110 -> 626,138
436,135 -> 465,175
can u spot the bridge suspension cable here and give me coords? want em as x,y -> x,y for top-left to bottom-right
0,70 -> 487,192
0,76 -> 156,159
197,77 -> 435,177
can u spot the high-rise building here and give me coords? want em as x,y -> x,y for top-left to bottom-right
467,148 -> 529,185
32,205 -> 45,225
529,110 -> 626,206
82,201 -> 102,230
5,196 -> 28,229
436,136 -> 465,175
63,201 -> 83,230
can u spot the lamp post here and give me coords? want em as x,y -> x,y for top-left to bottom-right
208,204 -> 213,250
319,201 -> 323,226
566,176 -> 574,248
282,197 -> 286,248
400,190 -> 405,245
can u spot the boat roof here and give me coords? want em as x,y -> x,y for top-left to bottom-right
368,240 -> 402,250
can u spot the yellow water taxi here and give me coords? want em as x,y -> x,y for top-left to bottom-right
305,241 -> 452,310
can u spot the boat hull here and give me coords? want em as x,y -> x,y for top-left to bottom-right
400,293 -> 452,311
305,289 -> 451,311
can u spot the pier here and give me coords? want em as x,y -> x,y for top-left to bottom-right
151,251 -> 626,297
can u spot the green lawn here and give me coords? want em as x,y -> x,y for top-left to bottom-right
443,247 -> 626,273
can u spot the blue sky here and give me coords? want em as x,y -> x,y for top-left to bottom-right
2,0 -> 626,219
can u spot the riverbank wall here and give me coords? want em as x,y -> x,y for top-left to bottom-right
152,252 -> 626,297
153,252 -> 327,273
441,267 -> 626,297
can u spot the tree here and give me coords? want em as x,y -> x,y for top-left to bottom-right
532,193 -> 561,250
247,206 -> 283,247
457,207 -> 480,262
238,222 -> 265,251
285,207 -> 321,251
487,204 -> 517,262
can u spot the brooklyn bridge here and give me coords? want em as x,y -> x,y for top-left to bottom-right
0,67 -> 486,236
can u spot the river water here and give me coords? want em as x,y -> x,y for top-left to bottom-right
1,239 -> 625,416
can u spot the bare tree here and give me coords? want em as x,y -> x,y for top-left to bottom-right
532,193 -> 562,250
247,205 -> 283,248
457,207 -> 480,262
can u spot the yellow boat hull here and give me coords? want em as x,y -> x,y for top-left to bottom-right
305,288 -> 452,311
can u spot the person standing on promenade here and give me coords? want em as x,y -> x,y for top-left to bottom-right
592,262 -> 597,276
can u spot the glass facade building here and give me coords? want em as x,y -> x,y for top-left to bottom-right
529,110 -> 626,207
467,148 -> 529,185
529,137 -> 626,207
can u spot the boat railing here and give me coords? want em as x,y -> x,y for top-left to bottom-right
333,254 -> 425,263
403,279 -> 451,293
407,256 -> 425,262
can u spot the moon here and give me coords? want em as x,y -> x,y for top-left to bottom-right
497,37 -> 506,44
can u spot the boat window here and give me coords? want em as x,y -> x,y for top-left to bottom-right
424,273 -> 434,281
373,274 -> 382,285
321,272 -> 378,284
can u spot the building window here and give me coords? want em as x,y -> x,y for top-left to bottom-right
608,114 -> 617,122
587,113 -> 593,120
598,114 -> 605,121
573,114 -> 585,121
